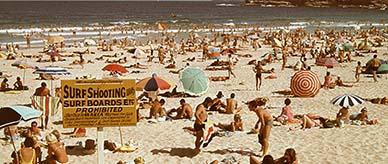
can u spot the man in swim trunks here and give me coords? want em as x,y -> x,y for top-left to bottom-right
249,100 -> 273,156
193,97 -> 212,151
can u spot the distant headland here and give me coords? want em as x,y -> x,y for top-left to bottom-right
243,0 -> 388,10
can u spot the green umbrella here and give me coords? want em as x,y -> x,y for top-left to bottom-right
377,64 -> 388,74
342,43 -> 354,51
180,67 -> 209,96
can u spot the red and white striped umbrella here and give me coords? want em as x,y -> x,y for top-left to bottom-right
290,70 -> 321,97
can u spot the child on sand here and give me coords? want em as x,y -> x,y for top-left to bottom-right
275,98 -> 299,124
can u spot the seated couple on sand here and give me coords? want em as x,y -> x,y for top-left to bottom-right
1,77 -> 28,91
148,99 -> 167,122
336,106 -> 379,127
208,92 -> 242,114
166,99 -> 194,120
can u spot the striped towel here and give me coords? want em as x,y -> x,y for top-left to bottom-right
202,120 -> 215,143
31,96 -> 60,117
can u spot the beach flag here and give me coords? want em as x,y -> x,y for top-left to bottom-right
158,23 -> 168,31
31,96 -> 60,117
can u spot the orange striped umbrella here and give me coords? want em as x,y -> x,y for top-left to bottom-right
290,70 -> 321,97
135,73 -> 173,91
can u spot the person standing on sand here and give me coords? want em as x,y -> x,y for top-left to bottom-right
33,82 -> 51,129
227,54 -> 236,78
248,100 -> 273,157
355,61 -> 362,83
193,97 -> 212,151
253,61 -> 263,91
25,33 -> 31,49
370,54 -> 381,82
282,49 -> 288,70
33,82 -> 50,96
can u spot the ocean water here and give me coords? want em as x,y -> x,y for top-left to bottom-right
0,1 -> 387,45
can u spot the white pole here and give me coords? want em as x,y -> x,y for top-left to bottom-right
97,127 -> 104,164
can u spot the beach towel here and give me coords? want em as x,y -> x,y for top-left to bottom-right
31,96 -> 60,117
202,120 -> 215,144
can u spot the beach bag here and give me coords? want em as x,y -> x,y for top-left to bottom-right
104,140 -> 116,151
85,139 -> 95,150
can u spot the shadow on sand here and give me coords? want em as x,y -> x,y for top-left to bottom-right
204,149 -> 257,157
151,147 -> 200,158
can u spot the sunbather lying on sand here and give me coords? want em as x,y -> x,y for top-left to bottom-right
288,114 -> 320,130
364,97 -> 388,105
350,107 -> 378,125
127,63 -> 148,69
209,76 -> 230,81
105,57 -> 127,64
214,114 -> 243,132
165,62 -> 176,69
335,76 -> 353,87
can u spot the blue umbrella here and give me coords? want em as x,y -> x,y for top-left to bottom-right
180,67 -> 209,96
0,106 -> 42,129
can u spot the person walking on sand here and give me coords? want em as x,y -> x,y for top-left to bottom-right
355,61 -> 362,83
370,54 -> 381,82
248,100 -> 273,156
25,33 -> 31,49
253,61 -> 264,91
193,97 -> 212,152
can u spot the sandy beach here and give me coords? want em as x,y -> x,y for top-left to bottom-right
1,21 -> 388,164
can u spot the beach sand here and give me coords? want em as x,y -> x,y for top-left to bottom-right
0,39 -> 387,164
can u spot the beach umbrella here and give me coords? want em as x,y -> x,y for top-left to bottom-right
290,70 -> 321,97
342,43 -> 354,51
0,105 -> 42,163
208,47 -> 221,59
102,64 -> 128,74
33,66 -> 70,75
315,57 -> 340,68
12,59 -> 36,84
0,106 -> 42,129
135,73 -> 173,91
33,66 -> 71,95
180,67 -> 209,96
84,39 -> 97,46
377,64 -> 388,74
12,59 -> 35,69
135,48 -> 145,56
330,94 -> 364,107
